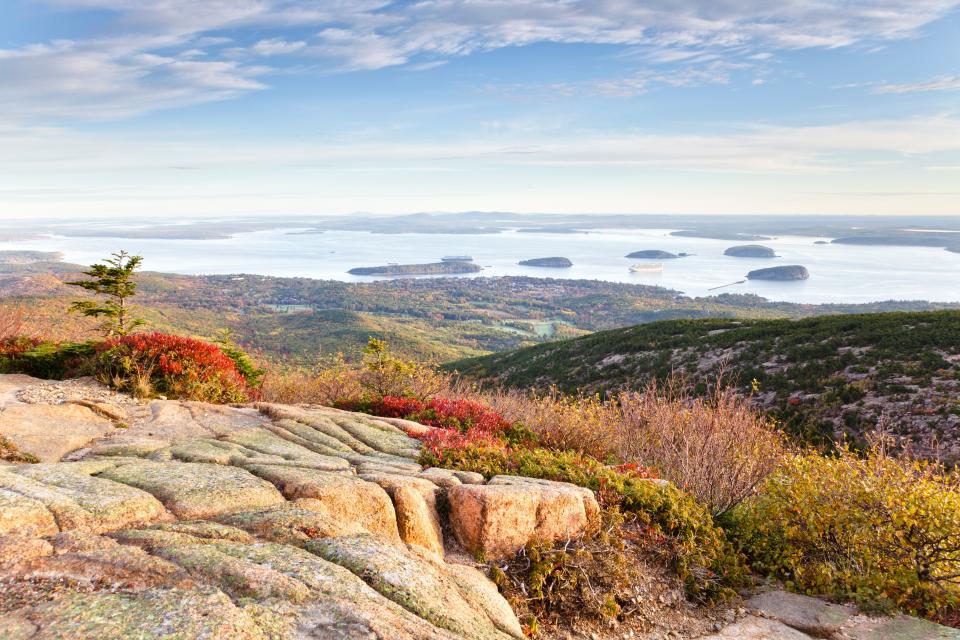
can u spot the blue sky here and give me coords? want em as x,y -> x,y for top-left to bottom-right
1,0 -> 959,218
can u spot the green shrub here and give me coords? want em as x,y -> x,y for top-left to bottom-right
0,341 -> 97,379
724,446 -> 960,617
422,444 -> 746,601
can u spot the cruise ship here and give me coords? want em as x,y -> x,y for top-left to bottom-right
629,262 -> 663,273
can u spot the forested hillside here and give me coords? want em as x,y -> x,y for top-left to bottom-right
451,311 -> 960,462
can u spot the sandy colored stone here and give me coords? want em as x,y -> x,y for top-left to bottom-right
842,615 -> 960,640
80,437 -> 170,458
153,543 -> 313,603
360,472 -> 444,557
243,465 -> 400,541
218,503 -> 366,544
215,541 -> 460,640
264,419 -> 353,454
0,534 -> 53,570
13,463 -> 170,533
453,470 -> 486,485
21,586 -> 268,639
309,534 -> 523,640
219,429 -> 352,469
97,461 -> 284,520
418,467 -> 463,488
448,475 -> 599,560
0,487 -> 57,536
0,403 -> 114,462
326,414 -> 422,458
700,615 -> 814,639
67,399 -> 128,422
747,590 -> 855,637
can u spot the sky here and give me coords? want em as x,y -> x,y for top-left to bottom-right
1,0 -> 959,218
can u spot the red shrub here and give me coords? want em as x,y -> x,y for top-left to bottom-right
0,336 -> 42,357
97,332 -> 250,403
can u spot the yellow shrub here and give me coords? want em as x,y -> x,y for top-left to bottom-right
726,445 -> 960,617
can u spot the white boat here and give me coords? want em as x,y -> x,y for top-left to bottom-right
629,262 -> 663,273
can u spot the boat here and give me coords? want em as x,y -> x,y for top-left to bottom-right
442,255 -> 473,262
629,263 -> 663,273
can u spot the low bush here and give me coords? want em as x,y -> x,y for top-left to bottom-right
422,443 -> 746,602
0,341 -> 97,379
491,508 -> 645,632
725,442 -> 960,618
616,380 -> 787,517
96,332 -> 253,403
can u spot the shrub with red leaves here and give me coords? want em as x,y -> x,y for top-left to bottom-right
97,332 -> 251,403
0,336 -> 42,357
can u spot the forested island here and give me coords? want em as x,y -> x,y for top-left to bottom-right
347,261 -> 482,276
746,265 -> 810,281
725,245 -> 778,258
625,250 -> 679,259
518,257 -> 573,267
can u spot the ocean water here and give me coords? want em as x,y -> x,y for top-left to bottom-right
7,227 -> 960,304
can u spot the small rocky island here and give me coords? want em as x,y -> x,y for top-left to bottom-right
625,250 -> 679,259
747,265 -> 809,281
348,261 -> 481,276
814,240 -> 829,245
518,256 -> 573,268
724,244 -> 778,258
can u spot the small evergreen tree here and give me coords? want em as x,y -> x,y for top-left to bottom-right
66,250 -> 145,337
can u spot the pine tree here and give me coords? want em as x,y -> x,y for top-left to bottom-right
66,250 -> 145,337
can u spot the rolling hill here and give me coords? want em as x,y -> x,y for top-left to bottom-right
450,311 -> 960,463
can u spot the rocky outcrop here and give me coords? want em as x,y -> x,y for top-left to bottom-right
0,375 -> 592,640
448,475 -> 600,559
1,375 -> 955,640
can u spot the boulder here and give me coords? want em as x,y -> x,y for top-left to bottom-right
447,475 -> 600,559
747,590 -> 855,637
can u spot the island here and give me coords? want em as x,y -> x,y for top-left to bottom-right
746,265 -> 810,281
347,261 -> 482,276
814,240 -> 829,245
724,245 -> 778,258
518,257 -> 573,268
625,250 -> 679,259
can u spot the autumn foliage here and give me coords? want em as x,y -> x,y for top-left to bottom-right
97,332 -> 254,402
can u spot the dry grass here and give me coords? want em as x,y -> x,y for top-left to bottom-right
260,342 -> 784,516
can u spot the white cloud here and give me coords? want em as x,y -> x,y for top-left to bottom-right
873,75 -> 960,94
250,38 -> 307,56
2,0 -> 954,122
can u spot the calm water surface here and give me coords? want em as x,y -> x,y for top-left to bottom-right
8,228 -> 960,304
